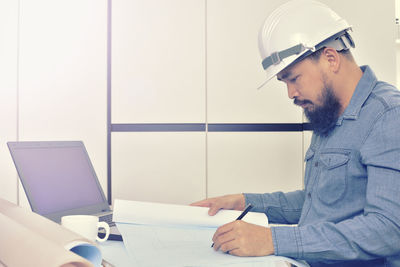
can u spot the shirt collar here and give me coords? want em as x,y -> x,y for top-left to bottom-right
337,65 -> 377,125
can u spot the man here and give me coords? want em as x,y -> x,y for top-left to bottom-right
192,0 -> 400,266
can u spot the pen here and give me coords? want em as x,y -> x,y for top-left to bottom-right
211,203 -> 253,248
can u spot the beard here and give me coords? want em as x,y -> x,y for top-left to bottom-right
294,86 -> 342,137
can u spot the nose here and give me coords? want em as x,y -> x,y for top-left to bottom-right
287,84 -> 299,99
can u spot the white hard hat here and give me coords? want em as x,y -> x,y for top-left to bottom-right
258,0 -> 354,89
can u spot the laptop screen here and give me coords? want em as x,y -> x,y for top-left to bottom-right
8,141 -> 110,221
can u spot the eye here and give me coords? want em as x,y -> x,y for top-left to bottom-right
289,75 -> 300,83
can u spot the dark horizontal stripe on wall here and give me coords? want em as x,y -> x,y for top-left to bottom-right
208,123 -> 308,132
302,123 -> 313,131
111,123 -> 206,132
111,123 -> 313,132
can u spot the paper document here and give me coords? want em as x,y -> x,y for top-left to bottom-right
113,199 -> 268,227
113,199 -> 308,267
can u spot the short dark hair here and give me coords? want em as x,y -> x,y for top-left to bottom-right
307,47 -> 354,62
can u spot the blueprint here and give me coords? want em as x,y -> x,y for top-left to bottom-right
112,199 -> 308,267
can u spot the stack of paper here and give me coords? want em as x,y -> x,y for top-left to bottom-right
113,199 -> 308,267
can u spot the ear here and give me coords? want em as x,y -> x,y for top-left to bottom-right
321,47 -> 340,73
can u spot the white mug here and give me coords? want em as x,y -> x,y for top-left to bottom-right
61,215 -> 110,242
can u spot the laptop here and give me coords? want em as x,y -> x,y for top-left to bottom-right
7,141 -> 120,238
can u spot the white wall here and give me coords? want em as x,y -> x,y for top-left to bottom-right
110,0 -> 304,204
17,0 -> 108,208
0,0 -> 18,203
0,0 -> 397,206
0,0 -> 107,206
112,0 -> 206,123
110,0 -> 397,205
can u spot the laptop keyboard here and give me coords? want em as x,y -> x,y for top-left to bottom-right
99,213 -> 116,227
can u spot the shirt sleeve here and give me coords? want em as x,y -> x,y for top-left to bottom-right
272,107 -> 400,262
244,190 -> 305,224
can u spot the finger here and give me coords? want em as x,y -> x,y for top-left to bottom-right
214,233 -> 236,252
213,237 -> 234,252
220,241 -> 240,254
191,200 -> 221,216
212,223 -> 234,243
225,247 -> 241,256
208,205 -> 221,216
190,199 -> 211,207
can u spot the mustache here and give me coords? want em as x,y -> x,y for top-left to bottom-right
294,98 -> 313,106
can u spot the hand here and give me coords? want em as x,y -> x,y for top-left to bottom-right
212,220 -> 274,256
190,194 -> 246,216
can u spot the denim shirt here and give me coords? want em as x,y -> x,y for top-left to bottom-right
245,66 -> 400,266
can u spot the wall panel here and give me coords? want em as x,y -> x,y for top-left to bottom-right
208,132 -> 303,197
0,0 -> 19,203
111,0 -> 206,123
112,132 -> 206,205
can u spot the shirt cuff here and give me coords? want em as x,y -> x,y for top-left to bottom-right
271,226 -> 303,258
243,193 -> 268,213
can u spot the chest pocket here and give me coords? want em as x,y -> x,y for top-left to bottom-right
304,148 -> 315,188
317,152 -> 350,205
